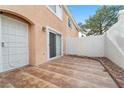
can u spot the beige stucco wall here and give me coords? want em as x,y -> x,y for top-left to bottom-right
0,5 -> 79,65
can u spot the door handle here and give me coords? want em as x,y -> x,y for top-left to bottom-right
1,42 -> 5,47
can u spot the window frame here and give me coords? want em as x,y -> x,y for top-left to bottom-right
48,5 -> 57,13
68,18 -> 72,28
47,5 -> 63,21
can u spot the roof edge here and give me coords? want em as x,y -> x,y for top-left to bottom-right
63,5 -> 81,31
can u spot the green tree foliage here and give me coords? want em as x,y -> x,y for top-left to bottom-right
80,6 -> 124,36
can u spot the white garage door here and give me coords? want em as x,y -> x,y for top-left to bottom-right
0,15 -> 29,72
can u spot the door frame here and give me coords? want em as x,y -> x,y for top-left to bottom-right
0,14 -> 2,72
46,26 -> 63,61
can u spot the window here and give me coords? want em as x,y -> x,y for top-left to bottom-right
48,5 -> 56,13
68,18 -> 72,28
48,5 -> 63,20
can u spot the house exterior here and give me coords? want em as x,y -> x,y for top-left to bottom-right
0,5 -> 80,72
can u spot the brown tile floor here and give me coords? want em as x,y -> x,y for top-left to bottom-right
0,56 -> 118,88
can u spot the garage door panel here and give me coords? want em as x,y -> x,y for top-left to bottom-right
2,56 -> 8,64
2,48 -> 8,56
15,36 -> 27,42
1,15 -> 29,72
2,27 -> 9,34
3,63 -> 11,71
9,47 -> 27,55
8,35 -> 15,42
9,55 -> 15,63
2,34 -> 9,42
9,48 -> 15,54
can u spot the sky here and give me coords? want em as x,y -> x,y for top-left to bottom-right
68,5 -> 101,24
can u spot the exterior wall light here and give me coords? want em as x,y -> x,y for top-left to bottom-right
42,26 -> 46,32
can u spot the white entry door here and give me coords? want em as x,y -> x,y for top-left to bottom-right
0,15 -> 29,72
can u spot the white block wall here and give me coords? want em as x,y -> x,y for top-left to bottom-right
66,35 -> 105,57
66,10 -> 124,69
105,36 -> 124,69
104,10 -> 124,69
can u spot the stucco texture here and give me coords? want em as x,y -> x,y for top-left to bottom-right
0,5 -> 79,66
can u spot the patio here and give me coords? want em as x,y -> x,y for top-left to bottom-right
0,56 -> 118,88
